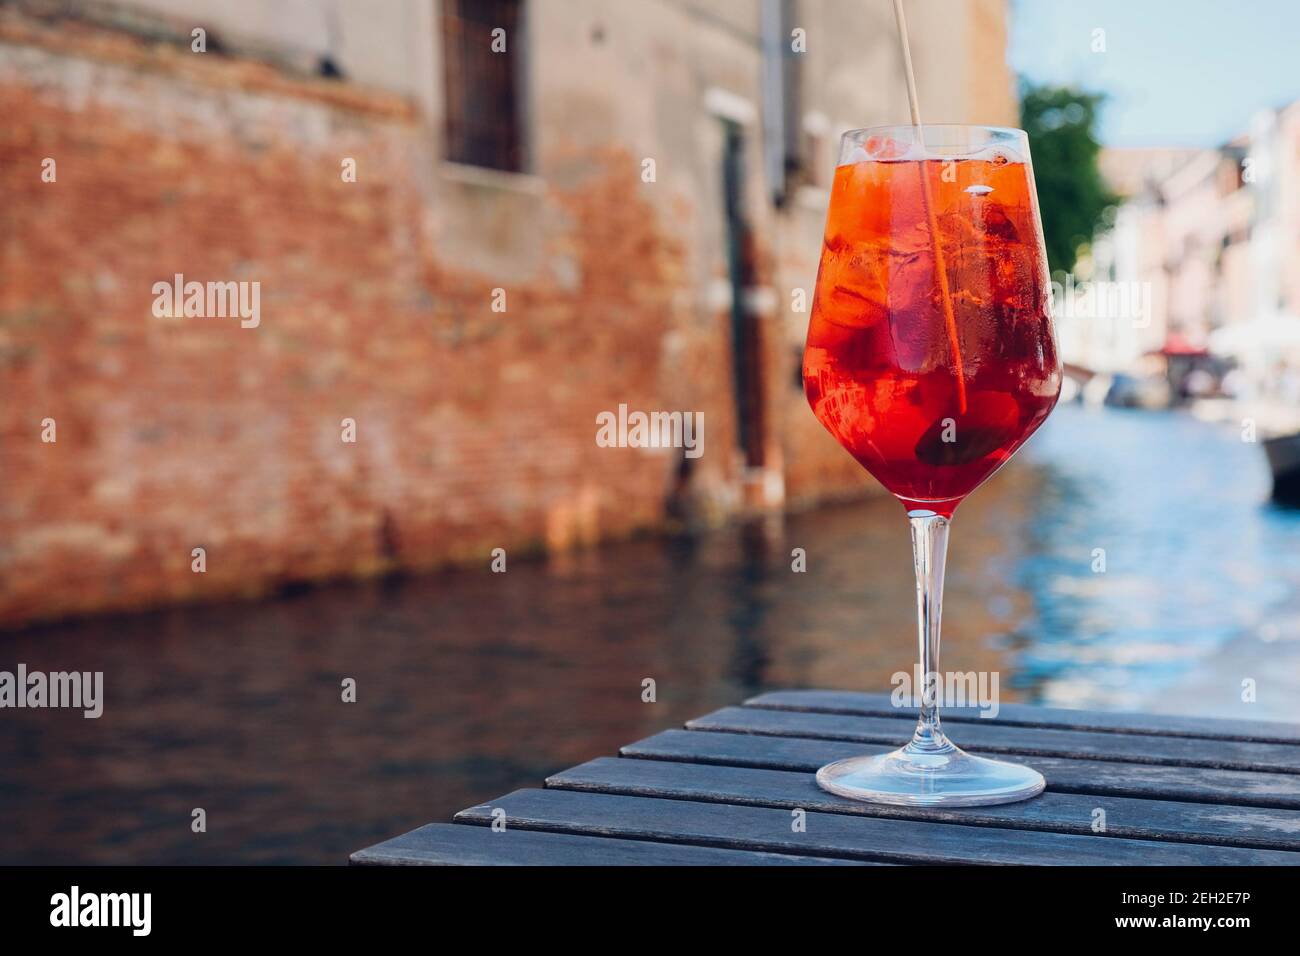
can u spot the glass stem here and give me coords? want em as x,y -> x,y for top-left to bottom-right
907,510 -> 953,754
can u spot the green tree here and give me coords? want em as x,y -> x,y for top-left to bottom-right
1019,81 -> 1119,275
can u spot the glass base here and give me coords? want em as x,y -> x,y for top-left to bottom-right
816,743 -> 1045,807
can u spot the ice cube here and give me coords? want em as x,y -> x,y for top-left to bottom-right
814,245 -> 889,329
975,203 -> 1021,243
862,136 -> 918,160
843,145 -> 871,165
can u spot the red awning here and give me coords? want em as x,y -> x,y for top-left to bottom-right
1157,332 -> 1209,356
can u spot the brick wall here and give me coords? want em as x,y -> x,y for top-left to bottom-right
0,13 -> 765,627
2,1 -> 1009,628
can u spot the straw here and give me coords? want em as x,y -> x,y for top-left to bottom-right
892,0 -> 968,414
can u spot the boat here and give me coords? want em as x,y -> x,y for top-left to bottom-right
1264,432 -> 1300,505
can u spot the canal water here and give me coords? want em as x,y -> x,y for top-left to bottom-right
2,403 -> 1298,863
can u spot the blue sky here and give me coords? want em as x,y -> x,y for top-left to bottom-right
1009,0 -> 1300,147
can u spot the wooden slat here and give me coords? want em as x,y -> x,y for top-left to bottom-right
548,757 -> 1300,851
689,706 -> 1300,773
624,730 -> 1300,809
348,822 -> 869,866
747,690 -> 1300,744
454,788 -> 1298,865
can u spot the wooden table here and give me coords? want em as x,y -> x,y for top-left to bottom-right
350,690 -> 1300,865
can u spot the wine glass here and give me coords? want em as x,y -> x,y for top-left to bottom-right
803,125 -> 1061,806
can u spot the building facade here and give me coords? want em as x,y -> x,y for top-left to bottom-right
1083,104 -> 1300,400
0,0 -> 1017,626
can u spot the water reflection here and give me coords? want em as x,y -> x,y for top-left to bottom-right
2,404 -> 1298,863
1015,404 -> 1300,713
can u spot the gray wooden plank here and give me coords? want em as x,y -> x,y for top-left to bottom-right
349,822 -> 871,866
747,690 -> 1300,744
454,788 -> 1298,865
623,729 -> 1300,809
547,757 -> 1300,851
689,706 -> 1300,773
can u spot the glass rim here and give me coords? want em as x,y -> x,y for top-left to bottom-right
840,123 -> 1028,140
837,124 -> 1030,164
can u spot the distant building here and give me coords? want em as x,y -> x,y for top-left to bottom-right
1084,104 -> 1300,400
0,0 -> 1017,626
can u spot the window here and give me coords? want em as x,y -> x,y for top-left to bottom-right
441,0 -> 525,172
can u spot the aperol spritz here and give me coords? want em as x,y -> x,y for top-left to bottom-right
804,125 -> 1061,806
